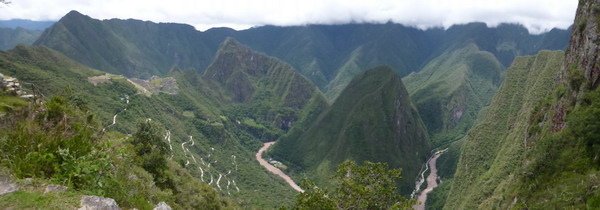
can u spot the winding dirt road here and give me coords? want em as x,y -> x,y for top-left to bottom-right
413,150 -> 447,210
256,142 -> 304,193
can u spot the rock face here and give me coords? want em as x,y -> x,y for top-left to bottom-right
0,176 -> 18,196
564,0 -> 600,89
44,184 -> 68,193
153,202 -> 172,210
78,195 -> 120,210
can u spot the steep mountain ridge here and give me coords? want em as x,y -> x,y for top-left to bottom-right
34,11 -> 217,78
201,38 -> 329,138
271,66 -> 430,194
443,51 -> 564,209
403,43 -> 503,146
444,1 -> 600,208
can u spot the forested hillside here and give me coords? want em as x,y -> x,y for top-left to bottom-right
271,66 -> 430,195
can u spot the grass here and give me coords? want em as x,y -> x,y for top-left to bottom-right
0,191 -> 81,209
0,94 -> 27,114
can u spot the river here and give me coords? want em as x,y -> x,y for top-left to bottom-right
256,142 -> 304,193
413,149 -> 447,210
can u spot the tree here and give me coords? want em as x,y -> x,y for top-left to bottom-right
0,0 -> 10,5
132,121 -> 171,188
292,160 -> 415,210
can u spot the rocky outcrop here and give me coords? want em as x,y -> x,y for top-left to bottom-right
44,184 -> 67,193
553,0 -> 600,130
153,202 -> 172,210
0,73 -> 35,99
0,175 -> 18,196
564,0 -> 600,89
78,195 -> 120,210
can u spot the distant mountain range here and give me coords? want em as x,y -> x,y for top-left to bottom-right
0,19 -> 54,50
0,27 -> 42,50
0,19 -> 55,31
35,11 -> 570,97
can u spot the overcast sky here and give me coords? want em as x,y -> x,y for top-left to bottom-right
0,0 -> 578,34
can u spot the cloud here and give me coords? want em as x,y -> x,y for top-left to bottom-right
0,0 -> 578,33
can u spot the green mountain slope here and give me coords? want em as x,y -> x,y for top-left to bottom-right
403,43 -> 503,147
0,45 -> 305,208
201,38 -> 329,140
444,0 -> 600,208
0,46 -> 235,209
443,51 -> 564,209
271,66 -> 431,194
0,27 -> 42,50
34,11 -> 218,78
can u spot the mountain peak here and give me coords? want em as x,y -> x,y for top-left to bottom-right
215,37 -> 250,55
353,65 -> 396,81
272,65 -> 430,194
61,10 -> 88,21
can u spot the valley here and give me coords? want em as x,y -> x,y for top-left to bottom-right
0,1 -> 597,209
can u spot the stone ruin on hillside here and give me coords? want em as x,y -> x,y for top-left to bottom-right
0,73 -> 35,99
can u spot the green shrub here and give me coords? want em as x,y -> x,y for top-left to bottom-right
0,96 -> 98,185
131,121 -> 171,189
567,64 -> 585,91
567,89 -> 600,165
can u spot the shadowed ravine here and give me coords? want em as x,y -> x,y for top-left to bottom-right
256,142 -> 304,193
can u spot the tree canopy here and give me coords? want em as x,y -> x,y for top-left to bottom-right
292,160 -> 415,210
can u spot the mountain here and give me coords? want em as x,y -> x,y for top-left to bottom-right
34,11 -> 571,95
442,50 -> 564,209
201,38 -> 329,139
0,27 -> 43,50
0,19 -> 55,31
443,0 -> 600,208
33,11 -> 222,78
271,66 -> 431,194
403,43 -> 503,147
